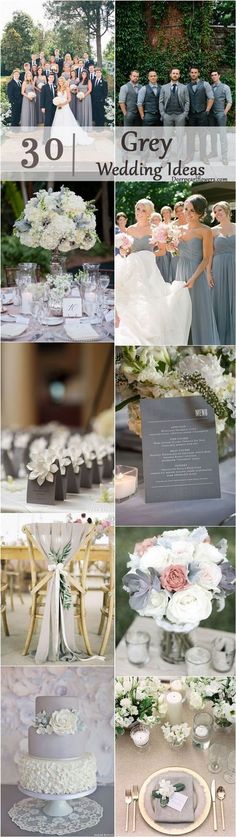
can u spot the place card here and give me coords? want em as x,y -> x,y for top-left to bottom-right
63,298 -> 82,318
168,793 -> 188,813
140,395 -> 221,503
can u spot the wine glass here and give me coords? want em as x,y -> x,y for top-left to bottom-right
223,750 -> 235,783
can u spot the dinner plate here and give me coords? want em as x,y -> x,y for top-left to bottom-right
1,295 -> 14,305
1,323 -> 28,339
139,766 -> 211,835
41,317 -> 64,326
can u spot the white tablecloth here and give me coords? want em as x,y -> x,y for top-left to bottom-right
1,479 -> 113,513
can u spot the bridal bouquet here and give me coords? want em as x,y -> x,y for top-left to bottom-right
116,346 -> 235,439
185,676 -> 236,727
77,91 -> 85,100
150,222 -> 181,255
115,232 -> 134,253
27,91 -> 36,101
123,528 -> 235,631
14,186 -> 97,253
115,676 -> 166,736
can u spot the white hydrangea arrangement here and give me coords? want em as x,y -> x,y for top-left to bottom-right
14,187 -> 97,253
115,676 -> 167,737
123,528 -> 235,631
34,708 -> 85,736
185,676 -> 236,727
46,273 -> 72,297
116,346 -> 235,438
161,722 -> 191,746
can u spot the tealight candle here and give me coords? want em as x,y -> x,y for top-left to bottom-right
130,724 -> 150,748
166,691 -> 183,724
185,646 -> 211,675
192,711 -> 213,750
115,466 -> 138,502
125,629 -> 150,666
21,290 -> 32,314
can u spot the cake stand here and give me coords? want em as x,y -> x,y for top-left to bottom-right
18,783 -> 97,817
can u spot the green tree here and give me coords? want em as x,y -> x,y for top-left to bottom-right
115,182 -> 192,224
213,1 -> 235,26
1,11 -> 35,73
43,1 -> 114,64
103,36 -> 114,63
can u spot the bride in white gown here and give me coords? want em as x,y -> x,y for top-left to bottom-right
52,77 -> 93,146
116,198 -> 192,345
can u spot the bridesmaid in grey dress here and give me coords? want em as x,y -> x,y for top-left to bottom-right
176,195 -> 219,345
35,67 -> 46,124
172,201 -> 186,279
21,72 -> 36,128
69,70 -> 79,116
208,201 -> 236,345
150,210 -> 173,283
76,70 -> 92,127
158,204 -> 174,282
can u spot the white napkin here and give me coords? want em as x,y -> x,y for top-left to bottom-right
64,319 -> 99,340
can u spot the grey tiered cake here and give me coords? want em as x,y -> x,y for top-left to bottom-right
19,696 -> 97,795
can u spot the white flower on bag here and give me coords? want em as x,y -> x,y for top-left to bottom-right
27,453 -> 59,486
166,585 -> 212,625
49,709 -> 78,735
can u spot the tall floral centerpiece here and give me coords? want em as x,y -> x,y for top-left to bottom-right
115,676 -> 166,737
123,528 -> 235,664
14,186 -> 97,276
185,676 -> 236,728
116,346 -> 235,457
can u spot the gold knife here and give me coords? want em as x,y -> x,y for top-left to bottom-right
211,779 -> 217,831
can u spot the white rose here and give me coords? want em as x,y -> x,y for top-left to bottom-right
189,691 -> 204,709
193,562 -> 222,590
115,681 -> 125,698
224,702 -> 236,724
194,543 -> 222,564
138,590 -> 168,619
166,585 -> 213,625
170,540 -> 195,563
139,545 -> 170,573
49,709 -> 78,736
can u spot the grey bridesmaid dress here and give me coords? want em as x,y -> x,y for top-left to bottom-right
156,252 -> 173,283
212,234 -> 235,345
20,83 -> 36,127
76,83 -> 92,127
69,81 -> 78,116
176,237 -> 219,345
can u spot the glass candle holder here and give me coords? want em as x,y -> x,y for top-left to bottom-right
125,629 -> 150,666
130,722 -> 150,748
185,646 -> 211,675
115,465 -> 138,502
208,742 -> 227,773
211,637 -> 235,672
192,711 -> 213,750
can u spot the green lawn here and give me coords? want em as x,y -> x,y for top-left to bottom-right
116,527 -> 235,646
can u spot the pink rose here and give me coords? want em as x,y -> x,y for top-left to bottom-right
160,564 -> 189,592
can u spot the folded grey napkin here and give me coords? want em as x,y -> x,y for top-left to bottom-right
153,773 -> 194,823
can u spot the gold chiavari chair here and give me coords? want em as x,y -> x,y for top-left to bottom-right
1,574 -> 10,636
72,526 -> 114,656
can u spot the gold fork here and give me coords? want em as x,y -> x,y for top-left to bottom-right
132,785 -> 139,832
125,788 -> 132,832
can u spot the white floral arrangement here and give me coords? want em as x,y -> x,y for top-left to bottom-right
53,96 -> 63,106
34,708 -> 85,736
115,676 -> 166,737
149,223 -> 181,256
115,232 -> 134,253
27,91 -> 36,101
27,452 -> 59,486
104,96 -> 114,126
46,273 -> 72,297
123,528 -> 235,631
161,722 -> 191,746
14,186 -> 97,253
116,346 -> 235,438
185,676 -> 236,727
152,779 -> 186,807
77,91 -> 85,100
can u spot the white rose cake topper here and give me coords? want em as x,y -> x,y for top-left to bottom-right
123,527 -> 235,631
13,186 -> 97,253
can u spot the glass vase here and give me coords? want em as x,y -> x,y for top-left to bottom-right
50,252 -> 67,276
160,628 -> 194,664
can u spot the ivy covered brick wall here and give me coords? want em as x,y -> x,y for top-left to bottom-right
116,1 -> 235,123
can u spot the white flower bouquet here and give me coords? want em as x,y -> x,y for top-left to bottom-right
161,722 -> 191,746
115,676 -> 166,736
104,96 -> 114,126
123,528 -> 235,632
37,82 -> 44,90
70,84 -> 78,92
14,186 -> 97,254
116,346 -> 235,439
150,223 -> 181,255
27,91 -> 36,101
115,232 -> 134,253
185,676 -> 236,727
53,96 -> 63,106
77,91 -> 85,100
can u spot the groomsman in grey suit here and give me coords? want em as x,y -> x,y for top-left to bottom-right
159,68 -> 189,159
119,70 -> 141,125
187,65 -> 214,161
209,70 -> 232,164
137,70 -> 161,126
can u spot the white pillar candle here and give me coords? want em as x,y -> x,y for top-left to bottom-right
21,291 -> 32,314
115,472 -> 136,500
166,691 -> 183,724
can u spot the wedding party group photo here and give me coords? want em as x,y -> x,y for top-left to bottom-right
1,0 -> 114,144
115,180 -> 235,346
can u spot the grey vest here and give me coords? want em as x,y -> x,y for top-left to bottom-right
212,83 -> 228,113
188,80 -> 207,113
143,84 -> 160,115
125,82 -> 139,114
165,86 -> 183,114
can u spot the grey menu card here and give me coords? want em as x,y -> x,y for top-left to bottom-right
140,395 -> 221,503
